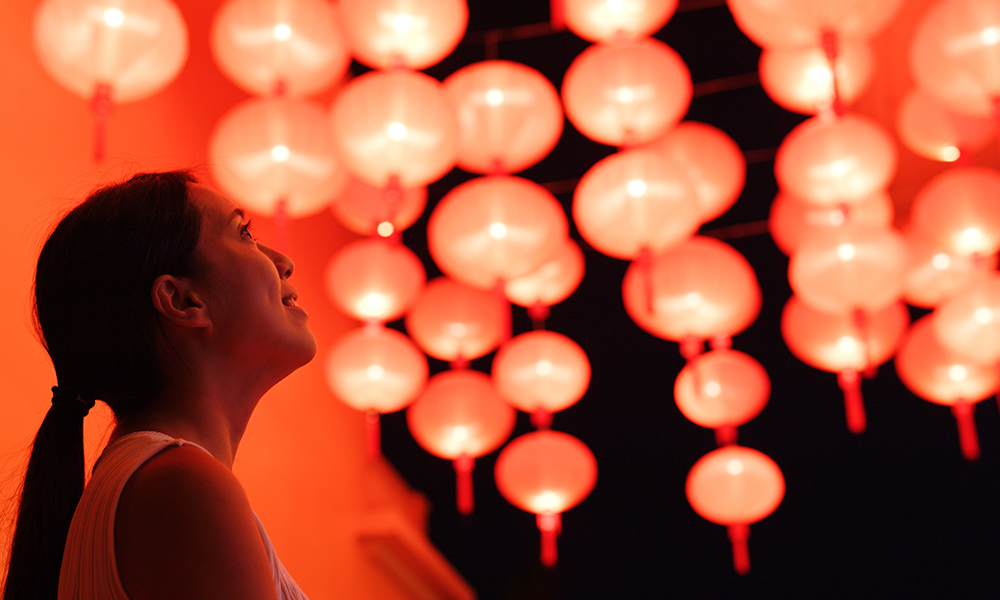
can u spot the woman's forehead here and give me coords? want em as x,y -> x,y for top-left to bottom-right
187,183 -> 241,225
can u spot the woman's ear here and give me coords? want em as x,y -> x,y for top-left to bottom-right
151,274 -> 210,329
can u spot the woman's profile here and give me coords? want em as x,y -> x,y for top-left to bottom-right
2,171 -> 317,600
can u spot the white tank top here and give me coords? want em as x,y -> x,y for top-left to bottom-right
58,431 -> 309,600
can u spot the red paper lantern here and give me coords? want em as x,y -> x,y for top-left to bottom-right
903,228 -> 999,309
408,368 -> 516,513
492,330 -> 591,426
768,190 -> 893,256
686,445 -> 784,575
573,148 -> 700,260
324,238 -> 426,323
622,236 -> 761,345
674,349 -> 770,443
210,0 -> 350,97
428,176 -> 569,290
910,166 -> 1000,257
896,88 -> 995,163
503,236 -> 586,314
933,273 -> 1000,364
726,0 -> 904,48
444,60 -> 564,175
330,177 -> 428,237
561,0 -> 678,42
337,0 -> 468,70
561,38 -> 692,146
896,315 -> 997,460
788,223 -> 907,315
405,277 -> 508,362
774,113 -> 897,207
758,40 -> 874,115
330,69 -> 458,188
494,430 -> 597,567
209,97 -> 349,218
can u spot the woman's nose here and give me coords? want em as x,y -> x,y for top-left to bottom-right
260,244 -> 294,279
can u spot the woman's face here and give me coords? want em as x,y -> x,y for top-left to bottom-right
186,183 -> 317,373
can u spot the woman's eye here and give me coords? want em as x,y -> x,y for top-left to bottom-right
241,220 -> 254,239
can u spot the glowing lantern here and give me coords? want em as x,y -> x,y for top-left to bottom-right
788,223 -> 907,315
492,331 -> 591,428
896,88 -> 995,163
781,296 -> 909,433
561,0 -> 678,42
933,273 -> 1000,364
896,315 -> 998,460
642,121 -> 746,223
686,445 -> 784,575
444,60 -> 563,175
407,368 -> 516,514
33,0 -> 189,159
405,277 -> 508,363
903,228 -> 999,309
324,238 -> 426,323
622,236 -> 761,347
210,0 -> 350,97
209,97 -> 349,218
909,0 -> 1000,117
573,148 -> 700,260
909,166 -> 1000,257
561,37 -> 692,146
330,69 -> 458,188
758,40 -> 874,115
674,349 -> 770,445
726,0 -> 904,48
330,177 -> 428,237
494,430 -> 597,567
504,237 -> 586,321
325,324 -> 428,457
774,113 -> 897,207
768,190 -> 893,256
427,176 -> 569,290
338,0 -> 468,70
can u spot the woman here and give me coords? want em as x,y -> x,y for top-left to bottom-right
3,172 -> 317,600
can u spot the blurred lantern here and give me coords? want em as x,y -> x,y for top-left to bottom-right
504,237 -> 586,325
330,69 -> 458,188
330,177 -> 428,237
726,0 -> 904,48
674,349 -> 770,445
896,315 -> 998,460
492,330 -> 591,428
428,176 -> 569,290
324,237 -> 426,323
781,296 -> 909,433
933,273 -> 1000,364
209,97 -> 349,218
686,445 -> 784,575
573,148 -> 700,260
494,430 -> 597,567
338,0 -> 468,70
562,0 -> 677,42
407,368 -> 516,514
561,37 -> 692,146
406,277 -> 508,364
768,190 -> 893,256
774,113 -> 897,207
33,0 -> 189,160
642,121 -> 746,223
210,0 -> 350,97
758,40 -> 874,115
325,324 -> 428,457
903,228 -> 999,309
896,88 -> 995,163
788,223 -> 907,315
622,236 -> 761,353
909,166 -> 1000,257
910,0 -> 1000,118
444,60 -> 563,175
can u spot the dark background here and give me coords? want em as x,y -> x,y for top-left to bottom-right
374,2 -> 1000,598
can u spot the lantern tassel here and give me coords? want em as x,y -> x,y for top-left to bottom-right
537,512 -> 561,568
531,408 -> 553,430
275,198 -> 289,253
454,454 -> 475,515
838,368 -> 866,433
821,30 -> 844,116
528,301 -> 550,330
365,410 -> 381,460
952,400 -> 980,461
728,523 -> 751,575
91,83 -> 113,162
715,425 -> 738,446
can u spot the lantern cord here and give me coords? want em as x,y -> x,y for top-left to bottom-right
853,309 -> 877,379
537,512 -> 561,568
637,247 -> 654,316
274,198 -> 289,253
727,524 -> 751,576
528,301 -> 550,330
365,410 -> 381,460
838,369 -> 867,434
454,455 -> 475,515
715,425 -> 738,446
549,0 -> 565,30
531,409 -> 553,429
821,31 -> 844,117
952,400 -> 980,461
91,83 -> 113,162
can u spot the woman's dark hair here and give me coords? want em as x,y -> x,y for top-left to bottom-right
3,171 -> 203,600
